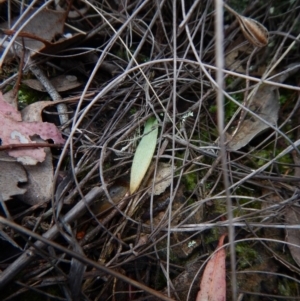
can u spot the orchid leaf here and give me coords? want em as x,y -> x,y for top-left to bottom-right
130,117 -> 158,194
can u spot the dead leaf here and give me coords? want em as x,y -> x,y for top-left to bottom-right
22,75 -> 81,92
235,15 -> 268,48
91,182 -> 128,215
21,100 -> 56,121
3,90 -> 18,108
0,8 -> 85,63
284,152 -> 300,267
228,63 -> 300,150
228,84 -> 279,150
224,4 -> 268,47
37,32 -> 85,57
18,101 -> 59,205
0,92 -> 65,164
285,206 -> 300,268
0,152 -> 27,201
19,144 -> 53,205
196,234 -> 227,301
148,162 -> 173,195
0,92 -> 23,120
0,8 -> 66,57
225,38 -> 253,74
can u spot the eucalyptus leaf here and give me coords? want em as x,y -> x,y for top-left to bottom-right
130,117 -> 158,194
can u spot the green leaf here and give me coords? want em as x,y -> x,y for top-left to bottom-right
130,117 -> 158,194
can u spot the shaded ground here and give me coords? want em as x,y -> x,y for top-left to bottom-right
0,0 -> 300,300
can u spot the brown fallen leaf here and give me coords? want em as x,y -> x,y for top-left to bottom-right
19,101 -> 62,205
285,152 -> 300,267
0,8 -> 65,59
22,75 -> 81,92
0,8 -> 85,63
224,3 -> 268,47
225,36 -> 254,74
91,181 -> 129,216
228,84 -> 279,150
228,64 -> 300,150
196,234 -> 227,301
0,92 -> 65,164
148,162 -> 173,195
0,152 -> 27,201
3,90 -> 18,108
284,206 -> 300,268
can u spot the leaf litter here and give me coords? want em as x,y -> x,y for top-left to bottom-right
0,1 -> 300,300
0,92 -> 65,164
228,64 -> 300,150
0,7 -> 85,61
22,74 -> 81,92
0,152 -> 27,201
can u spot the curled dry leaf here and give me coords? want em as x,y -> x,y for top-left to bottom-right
237,16 -> 269,47
224,4 -> 268,47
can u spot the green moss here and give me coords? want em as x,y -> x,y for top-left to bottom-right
224,95 -> 241,123
208,93 -> 242,124
203,227 -> 220,245
279,94 -> 288,105
278,278 -> 298,296
236,242 -> 260,269
18,85 -> 46,109
252,150 -> 270,167
209,105 -> 217,113
130,107 -> 137,115
225,76 -> 235,86
250,148 -> 293,174
200,127 -> 218,143
276,155 -> 293,174
232,187 -> 262,217
183,170 -> 197,192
